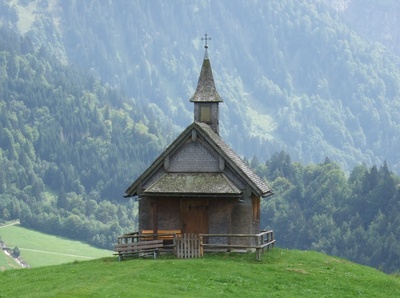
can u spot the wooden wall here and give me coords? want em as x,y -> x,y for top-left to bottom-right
139,195 -> 261,247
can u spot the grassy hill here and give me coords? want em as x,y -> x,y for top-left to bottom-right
0,251 -> 20,271
0,223 -> 112,268
0,248 -> 399,297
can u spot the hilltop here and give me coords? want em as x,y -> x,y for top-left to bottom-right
1,248 -> 399,297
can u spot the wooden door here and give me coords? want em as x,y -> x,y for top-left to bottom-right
181,199 -> 209,234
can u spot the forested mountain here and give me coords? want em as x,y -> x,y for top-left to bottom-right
340,0 -> 400,57
2,0 -> 400,172
0,25 -> 166,247
1,0 -> 400,273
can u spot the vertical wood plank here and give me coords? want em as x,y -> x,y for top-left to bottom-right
200,235 -> 203,257
174,233 -> 202,259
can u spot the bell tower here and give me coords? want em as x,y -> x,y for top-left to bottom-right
190,34 -> 223,134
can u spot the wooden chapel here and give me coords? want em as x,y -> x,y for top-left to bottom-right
124,39 -> 273,245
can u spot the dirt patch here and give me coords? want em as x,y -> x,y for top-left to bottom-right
287,268 -> 309,274
326,258 -> 345,264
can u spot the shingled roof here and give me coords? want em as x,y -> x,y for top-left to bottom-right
124,122 -> 272,198
194,122 -> 272,197
189,48 -> 223,103
143,172 -> 242,197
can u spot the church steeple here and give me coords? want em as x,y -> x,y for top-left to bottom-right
190,34 -> 223,134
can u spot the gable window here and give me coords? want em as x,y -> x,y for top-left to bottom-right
200,105 -> 211,123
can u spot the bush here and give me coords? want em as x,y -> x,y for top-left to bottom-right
12,246 -> 20,258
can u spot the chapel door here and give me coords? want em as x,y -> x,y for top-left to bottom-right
181,199 -> 209,234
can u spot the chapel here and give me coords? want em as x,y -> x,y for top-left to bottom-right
124,38 -> 273,243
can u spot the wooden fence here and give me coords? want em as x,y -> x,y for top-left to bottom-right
200,230 -> 275,260
174,233 -> 203,259
116,230 -> 275,260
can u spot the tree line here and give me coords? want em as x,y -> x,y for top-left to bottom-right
254,151 -> 400,273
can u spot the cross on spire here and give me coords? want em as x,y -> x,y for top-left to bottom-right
201,33 -> 211,49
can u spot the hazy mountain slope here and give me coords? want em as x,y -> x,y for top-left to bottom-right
3,0 -> 400,173
341,0 -> 400,57
0,24 -> 167,248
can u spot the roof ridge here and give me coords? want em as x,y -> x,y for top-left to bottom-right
194,122 -> 272,197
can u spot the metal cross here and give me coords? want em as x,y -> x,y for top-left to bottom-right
201,33 -> 211,49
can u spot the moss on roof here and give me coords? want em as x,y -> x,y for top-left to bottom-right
144,172 -> 241,195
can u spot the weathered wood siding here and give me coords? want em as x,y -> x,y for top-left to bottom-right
138,129 -> 262,246
139,198 -> 181,231
138,197 -> 153,231
169,139 -> 219,172
157,198 -> 181,230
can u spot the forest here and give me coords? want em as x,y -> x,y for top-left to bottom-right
2,0 -> 400,172
0,0 -> 400,273
0,25 -> 165,247
257,152 -> 400,273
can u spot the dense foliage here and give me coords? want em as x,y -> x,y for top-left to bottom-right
2,0 -> 400,172
0,26 -> 166,248
257,151 -> 400,273
342,0 -> 400,56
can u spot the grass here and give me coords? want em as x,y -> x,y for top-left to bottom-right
0,224 -> 112,268
0,251 -> 20,271
0,248 -> 399,297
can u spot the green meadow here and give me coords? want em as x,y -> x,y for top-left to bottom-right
0,251 -> 20,271
0,223 -> 112,268
1,223 -> 399,297
1,248 -> 399,297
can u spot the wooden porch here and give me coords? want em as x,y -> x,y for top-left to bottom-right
115,230 -> 275,261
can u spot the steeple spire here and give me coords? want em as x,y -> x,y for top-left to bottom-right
190,34 -> 223,134
190,34 -> 222,103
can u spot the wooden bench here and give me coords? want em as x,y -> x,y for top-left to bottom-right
140,230 -> 181,241
114,239 -> 163,261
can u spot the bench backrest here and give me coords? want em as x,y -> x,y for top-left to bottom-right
141,229 -> 181,235
115,239 -> 163,251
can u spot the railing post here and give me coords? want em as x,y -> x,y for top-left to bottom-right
260,233 -> 265,253
256,248 -> 261,261
199,235 -> 204,257
271,231 -> 275,248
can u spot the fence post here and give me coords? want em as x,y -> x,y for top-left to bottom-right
200,235 -> 203,257
272,231 -> 275,247
256,247 -> 261,261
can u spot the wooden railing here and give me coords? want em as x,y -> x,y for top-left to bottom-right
114,239 -> 163,261
117,232 -> 139,244
200,230 -> 275,260
117,231 -> 180,249
116,230 -> 275,260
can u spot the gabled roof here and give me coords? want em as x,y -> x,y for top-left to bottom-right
124,122 -> 272,198
195,122 -> 272,196
189,49 -> 223,103
143,173 -> 241,197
